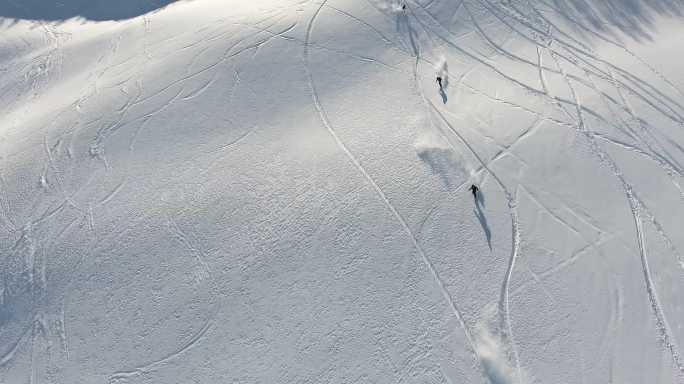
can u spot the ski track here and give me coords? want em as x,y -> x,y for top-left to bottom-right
411,0 -> 684,379
549,48 -> 684,377
96,180 -> 128,208
452,4 -> 684,374
501,188 -> 523,382
304,0 -> 483,367
408,5 -> 525,358
167,214 -> 211,282
430,98 -> 523,376
0,327 -> 31,367
406,2 -> 527,377
108,318 -> 214,384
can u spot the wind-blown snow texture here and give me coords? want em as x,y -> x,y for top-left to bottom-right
1,0 -> 683,382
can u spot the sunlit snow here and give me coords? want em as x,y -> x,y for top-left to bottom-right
1,0 -> 683,382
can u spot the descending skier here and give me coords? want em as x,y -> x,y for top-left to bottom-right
469,184 -> 479,199
436,76 -> 443,89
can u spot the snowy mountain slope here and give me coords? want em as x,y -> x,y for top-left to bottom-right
1,0 -> 684,382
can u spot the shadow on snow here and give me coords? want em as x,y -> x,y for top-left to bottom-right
547,0 -> 683,40
473,190 -> 492,251
0,0 -> 182,21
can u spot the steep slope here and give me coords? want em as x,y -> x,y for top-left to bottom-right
1,0 -> 683,383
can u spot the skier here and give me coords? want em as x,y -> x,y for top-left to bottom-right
436,76 -> 443,90
402,4 -> 406,10
469,184 -> 479,199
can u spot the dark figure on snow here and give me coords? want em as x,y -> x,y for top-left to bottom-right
436,76 -> 443,89
402,4 -> 406,10
469,184 -> 479,199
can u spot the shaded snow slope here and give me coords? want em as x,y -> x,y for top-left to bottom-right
1,0 -> 684,382
0,0 -> 180,21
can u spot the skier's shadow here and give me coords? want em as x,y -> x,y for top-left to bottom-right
473,191 -> 492,250
439,63 -> 449,104
439,87 -> 448,104
395,8 -> 420,57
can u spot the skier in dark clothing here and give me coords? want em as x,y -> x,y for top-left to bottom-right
436,76 -> 443,90
402,4 -> 406,10
469,184 -> 479,199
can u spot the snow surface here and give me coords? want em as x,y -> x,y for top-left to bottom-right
1,0 -> 684,382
